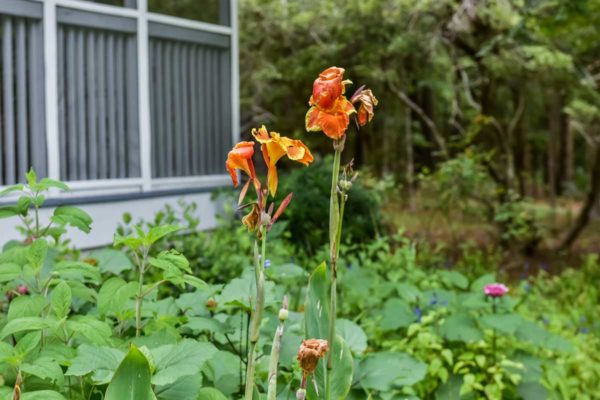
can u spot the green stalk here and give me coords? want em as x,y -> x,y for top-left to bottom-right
134,248 -> 147,338
244,228 -> 267,399
326,138 -> 345,400
266,296 -> 288,400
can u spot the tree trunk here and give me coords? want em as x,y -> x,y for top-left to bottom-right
557,143 -> 600,251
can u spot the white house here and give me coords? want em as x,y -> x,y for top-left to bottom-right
0,0 -> 239,247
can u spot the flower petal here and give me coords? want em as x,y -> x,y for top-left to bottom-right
305,106 -> 322,132
317,108 -> 350,140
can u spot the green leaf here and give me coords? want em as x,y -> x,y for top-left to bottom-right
21,357 -> 64,386
66,344 -> 125,384
26,168 -> 37,187
479,314 -> 523,335
196,388 -> 228,400
156,374 -> 203,400
66,317 -> 113,345
440,313 -> 483,343
182,317 -> 231,335
113,234 -> 144,251
145,225 -> 181,245
26,239 -> 48,271
0,263 -> 21,282
358,352 -> 427,391
304,263 -> 353,400
7,295 -> 46,320
14,331 -> 42,356
38,178 -> 71,192
0,184 -> 24,197
51,280 -> 72,319
202,350 -> 241,396
150,340 -> 217,386
440,270 -> 469,289
97,277 -> 138,316
150,250 -> 190,273
53,261 -> 101,283
0,317 -> 52,339
0,206 -> 19,219
52,206 -> 93,233
517,382 -> 549,400
471,273 -> 496,292
380,298 -> 416,331
90,248 -> 133,274
336,319 -> 367,354
20,390 -> 66,400
105,345 -> 157,400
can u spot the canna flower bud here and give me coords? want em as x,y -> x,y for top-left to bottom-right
278,308 -> 288,321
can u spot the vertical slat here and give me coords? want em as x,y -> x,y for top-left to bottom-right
106,34 -> 117,179
197,46 -> 206,175
172,42 -> 182,176
16,18 -> 28,180
57,26 -> 67,179
149,40 -> 157,177
189,44 -> 199,175
180,43 -> 190,176
86,30 -> 98,179
97,32 -> 107,179
28,20 -> 47,176
116,35 -> 126,178
3,17 -> 16,184
221,48 -> 232,156
66,28 -> 78,181
164,41 -> 173,176
206,49 -> 215,173
126,35 -> 139,177
0,18 -> 3,182
153,40 -> 164,177
76,28 -> 87,180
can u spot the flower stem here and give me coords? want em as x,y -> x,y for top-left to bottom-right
245,229 -> 267,399
492,297 -> 497,364
326,138 -> 345,400
135,248 -> 147,338
267,296 -> 288,400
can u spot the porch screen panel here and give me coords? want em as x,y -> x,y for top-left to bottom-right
57,8 -> 140,181
0,2 -> 46,185
149,23 -> 232,178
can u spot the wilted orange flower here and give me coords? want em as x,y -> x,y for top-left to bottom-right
241,203 -> 261,232
305,67 -> 356,140
226,141 -> 256,187
351,88 -> 378,126
252,126 -> 313,196
297,339 -> 329,376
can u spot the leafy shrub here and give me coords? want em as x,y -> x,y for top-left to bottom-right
278,156 -> 384,254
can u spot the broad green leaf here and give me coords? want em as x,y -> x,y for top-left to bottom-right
0,206 -> 19,219
156,374 -> 203,400
20,390 -> 66,400
380,298 -> 416,331
145,225 -> 181,245
51,280 -> 72,319
149,250 -> 190,273
396,282 -> 421,303
26,239 -> 48,271
479,314 -> 524,335
66,344 -> 125,384
440,270 -> 469,289
470,273 -> 496,292
53,261 -> 102,283
435,375 -> 470,400
113,234 -> 144,251
304,263 -> 354,400
98,277 -> 139,316
52,206 -> 92,233
202,350 -> 241,396
358,352 -> 427,391
0,317 -> 52,339
517,382 -> 549,400
440,313 -> 483,343
14,331 -> 42,356
90,248 -> 133,274
0,184 -> 24,197
7,295 -> 46,320
151,340 -> 217,386
0,263 -> 21,282
66,317 -> 113,345
26,168 -> 37,187
336,319 -> 367,354
21,357 -> 64,386
105,345 -> 157,400
182,317 -> 231,335
38,178 -> 70,192
265,263 -> 307,280
196,388 -> 228,400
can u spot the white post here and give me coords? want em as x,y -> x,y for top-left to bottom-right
43,0 -> 60,181
230,0 -> 240,145
137,0 -> 152,191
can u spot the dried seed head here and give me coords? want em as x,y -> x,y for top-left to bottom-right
297,339 -> 329,375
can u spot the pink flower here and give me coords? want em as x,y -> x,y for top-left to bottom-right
16,285 -> 28,295
484,283 -> 509,298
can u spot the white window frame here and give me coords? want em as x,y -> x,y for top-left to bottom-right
23,0 -> 239,196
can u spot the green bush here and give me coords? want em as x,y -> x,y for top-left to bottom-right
278,156 -> 384,254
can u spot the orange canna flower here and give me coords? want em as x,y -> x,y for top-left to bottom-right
297,339 -> 329,376
305,67 -> 356,139
226,141 -> 257,187
351,88 -> 378,126
252,126 -> 313,196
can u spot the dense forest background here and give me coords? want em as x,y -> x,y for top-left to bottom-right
238,0 -> 600,255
